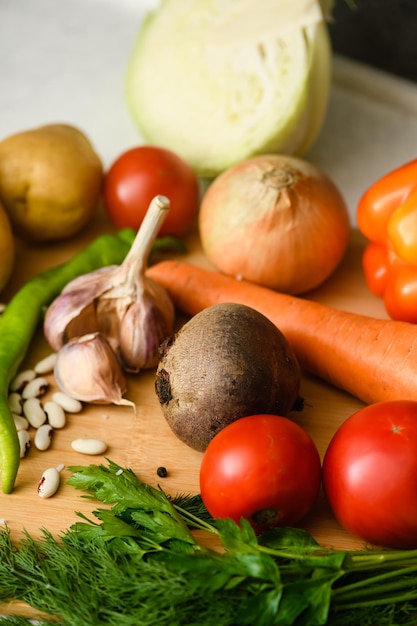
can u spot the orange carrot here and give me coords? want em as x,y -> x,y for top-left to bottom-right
148,260 -> 417,405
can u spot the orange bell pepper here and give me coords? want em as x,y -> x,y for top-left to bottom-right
357,158 -> 417,322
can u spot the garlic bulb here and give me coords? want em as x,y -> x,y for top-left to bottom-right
44,195 -> 175,372
54,332 -> 133,406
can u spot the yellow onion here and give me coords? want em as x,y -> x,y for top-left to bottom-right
199,154 -> 350,295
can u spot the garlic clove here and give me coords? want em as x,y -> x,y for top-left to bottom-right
54,332 -> 134,407
44,266 -> 117,351
95,294 -> 131,354
119,280 -> 175,371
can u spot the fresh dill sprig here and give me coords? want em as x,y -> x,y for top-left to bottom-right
1,460 -> 417,625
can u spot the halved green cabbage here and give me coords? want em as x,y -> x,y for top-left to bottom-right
126,0 -> 332,177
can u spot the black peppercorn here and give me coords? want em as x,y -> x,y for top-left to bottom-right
156,466 -> 168,478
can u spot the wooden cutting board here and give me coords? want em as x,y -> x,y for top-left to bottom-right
0,209 -> 387,574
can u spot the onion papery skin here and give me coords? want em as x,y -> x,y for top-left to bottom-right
199,154 -> 351,295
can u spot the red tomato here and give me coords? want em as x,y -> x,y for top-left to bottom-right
199,414 -> 321,534
323,401 -> 417,549
103,146 -> 200,237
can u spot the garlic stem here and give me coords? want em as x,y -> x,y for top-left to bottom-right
122,195 -> 170,286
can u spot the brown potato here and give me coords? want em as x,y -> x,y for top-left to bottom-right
0,199 -> 15,293
0,123 -> 103,242
155,302 -> 301,452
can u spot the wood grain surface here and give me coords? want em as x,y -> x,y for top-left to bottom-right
0,209 -> 389,616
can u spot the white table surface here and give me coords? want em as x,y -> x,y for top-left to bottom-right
2,0 -> 417,225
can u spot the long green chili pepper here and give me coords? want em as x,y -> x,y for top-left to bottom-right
0,229 -> 185,494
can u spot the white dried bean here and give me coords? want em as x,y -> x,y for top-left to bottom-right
12,413 -> 29,431
8,392 -> 23,415
34,424 -> 54,451
21,376 -> 49,400
18,430 -> 31,458
43,401 -> 66,429
37,467 -> 61,498
52,391 -> 82,413
10,369 -> 36,392
34,352 -> 57,375
71,438 -> 107,455
23,397 -> 47,428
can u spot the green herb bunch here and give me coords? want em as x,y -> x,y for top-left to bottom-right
0,460 -> 417,625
